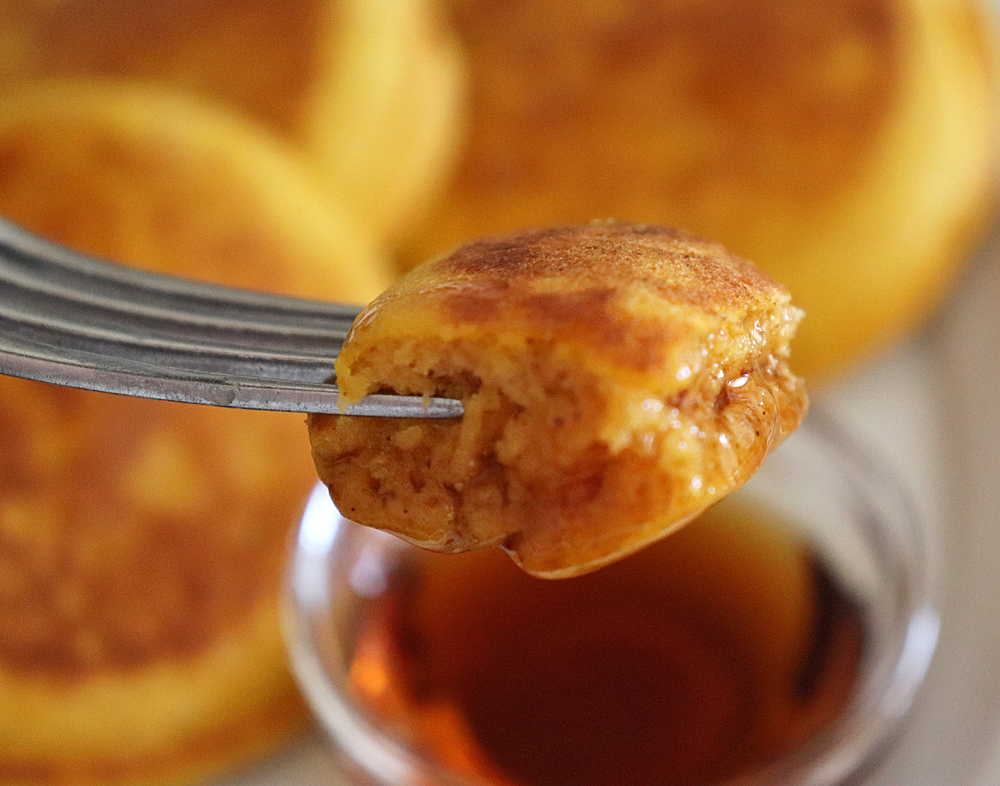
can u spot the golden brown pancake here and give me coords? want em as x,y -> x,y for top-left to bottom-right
395,0 -> 1000,383
310,222 -> 807,578
0,0 -> 466,243
0,79 -> 394,299
0,81 -> 391,785
0,380 -> 311,786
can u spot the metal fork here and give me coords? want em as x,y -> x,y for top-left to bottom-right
0,218 -> 462,417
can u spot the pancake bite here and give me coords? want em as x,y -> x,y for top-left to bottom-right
309,223 -> 807,578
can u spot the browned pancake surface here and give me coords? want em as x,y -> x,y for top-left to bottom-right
0,386 -> 300,682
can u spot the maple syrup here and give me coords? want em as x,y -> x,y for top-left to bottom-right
345,500 -> 866,786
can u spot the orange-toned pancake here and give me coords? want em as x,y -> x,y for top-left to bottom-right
0,81 -> 391,785
396,0 -> 1000,383
0,0 -> 466,243
310,223 -> 807,578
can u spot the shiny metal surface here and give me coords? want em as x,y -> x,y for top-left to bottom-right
0,219 -> 462,418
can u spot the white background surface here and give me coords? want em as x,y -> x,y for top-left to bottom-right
218,243 -> 1000,785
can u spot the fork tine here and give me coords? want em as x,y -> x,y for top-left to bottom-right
0,218 -> 463,418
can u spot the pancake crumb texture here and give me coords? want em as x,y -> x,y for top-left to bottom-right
310,223 -> 808,578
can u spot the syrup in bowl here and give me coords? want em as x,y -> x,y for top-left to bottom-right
286,411 -> 937,786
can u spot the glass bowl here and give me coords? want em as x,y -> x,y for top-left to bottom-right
284,408 -> 939,786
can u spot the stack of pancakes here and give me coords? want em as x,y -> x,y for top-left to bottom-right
0,0 -> 465,245
0,1 -> 462,784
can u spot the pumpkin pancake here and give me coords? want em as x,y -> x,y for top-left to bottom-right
309,223 -> 807,579
396,0 -> 1000,383
0,0 -> 466,243
0,81 -> 391,785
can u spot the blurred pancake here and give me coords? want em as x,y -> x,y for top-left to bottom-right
0,381 -> 311,786
301,0 -> 467,242
0,79 -> 393,299
0,81 -> 391,785
396,0 -> 1000,383
0,0 -> 466,242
